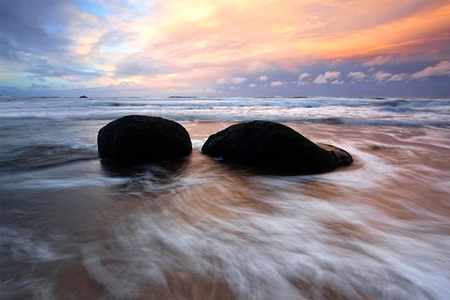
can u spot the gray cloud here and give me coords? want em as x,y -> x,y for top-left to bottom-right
25,59 -> 103,81
30,83 -> 52,89
0,0 -> 94,83
114,52 -> 176,78
91,30 -> 131,52
0,1 -> 110,84
0,0 -> 74,60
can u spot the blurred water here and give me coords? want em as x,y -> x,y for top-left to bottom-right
1,96 -> 449,126
0,96 -> 449,299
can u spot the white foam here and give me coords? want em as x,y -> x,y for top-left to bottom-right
80,178 -> 450,299
0,226 -> 71,262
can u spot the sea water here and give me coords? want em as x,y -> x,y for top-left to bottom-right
1,96 -> 449,299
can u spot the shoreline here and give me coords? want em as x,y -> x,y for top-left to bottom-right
1,107 -> 450,299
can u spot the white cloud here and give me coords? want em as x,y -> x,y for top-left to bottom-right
331,59 -> 343,66
297,72 -> 311,86
388,73 -> 409,81
216,78 -> 227,84
347,71 -> 367,82
363,55 -> 392,67
331,79 -> 344,84
411,61 -> 450,79
271,81 -> 284,87
313,75 -> 327,84
313,71 -> 341,84
231,77 -> 247,84
249,83 -> 256,88
372,71 -> 393,83
371,71 -> 410,83
247,61 -> 270,73
258,75 -> 268,82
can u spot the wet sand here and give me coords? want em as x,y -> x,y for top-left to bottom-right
2,123 -> 450,299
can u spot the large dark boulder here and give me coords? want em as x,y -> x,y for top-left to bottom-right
201,120 -> 352,174
98,115 -> 192,164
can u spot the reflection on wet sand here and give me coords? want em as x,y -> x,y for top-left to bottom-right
3,124 -> 450,299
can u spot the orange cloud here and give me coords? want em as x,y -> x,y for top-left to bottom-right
5,0 -> 448,93
121,0 -> 450,75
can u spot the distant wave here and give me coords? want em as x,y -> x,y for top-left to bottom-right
1,96 -> 449,127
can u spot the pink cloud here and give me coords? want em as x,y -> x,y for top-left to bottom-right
411,61 -> 450,79
231,77 -> 247,84
363,56 -> 392,67
347,71 -> 367,82
246,61 -> 271,73
313,71 -> 341,84
216,78 -> 227,84
270,81 -> 284,87
332,79 -> 344,84
388,73 -> 409,81
258,75 -> 268,82
297,72 -> 311,86
372,71 -> 393,83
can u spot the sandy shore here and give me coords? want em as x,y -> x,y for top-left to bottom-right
2,123 -> 450,299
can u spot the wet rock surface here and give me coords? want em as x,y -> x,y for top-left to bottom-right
98,115 -> 192,164
202,120 -> 353,174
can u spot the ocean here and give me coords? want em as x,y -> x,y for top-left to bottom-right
1,96 -> 449,299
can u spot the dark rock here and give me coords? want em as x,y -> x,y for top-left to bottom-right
80,95 -> 88,98
201,120 -> 352,174
98,115 -> 192,164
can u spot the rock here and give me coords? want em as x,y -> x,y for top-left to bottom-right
98,115 -> 192,164
201,120 -> 352,174
79,95 -> 88,98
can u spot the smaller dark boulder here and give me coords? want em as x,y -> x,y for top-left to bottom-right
97,115 -> 192,164
79,95 -> 88,98
201,120 -> 352,175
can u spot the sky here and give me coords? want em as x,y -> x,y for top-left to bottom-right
1,0 -> 450,98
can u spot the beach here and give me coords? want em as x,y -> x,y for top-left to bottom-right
1,97 -> 450,299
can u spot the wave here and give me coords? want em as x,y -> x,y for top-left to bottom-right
1,97 -> 449,127
0,144 -> 98,172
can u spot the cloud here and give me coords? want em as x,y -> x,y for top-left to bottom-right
30,83 -> 52,89
231,77 -> 247,84
363,56 -> 392,67
113,52 -> 175,77
313,76 -> 327,85
91,30 -> 131,53
346,64 -> 450,84
372,71 -> 393,83
246,61 -> 271,73
297,72 -> 311,86
270,81 -> 284,87
249,83 -> 256,88
371,71 -> 410,82
332,79 -> 344,84
22,58 -> 103,82
0,0 -> 73,58
258,75 -> 268,82
347,71 -> 367,82
1,0 -> 449,97
388,73 -> 409,81
216,78 -> 227,84
411,61 -> 450,79
313,71 -> 341,84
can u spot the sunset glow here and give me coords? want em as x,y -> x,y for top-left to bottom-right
1,0 -> 449,97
